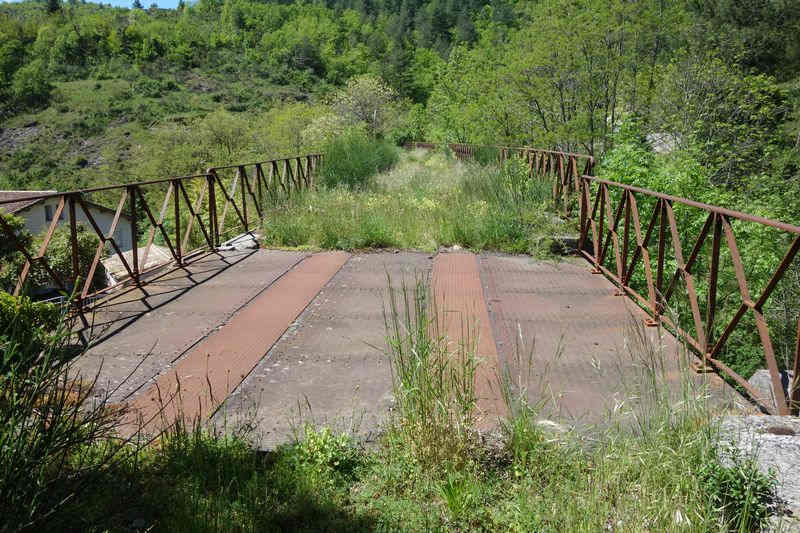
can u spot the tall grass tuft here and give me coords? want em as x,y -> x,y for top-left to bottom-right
383,274 -> 478,470
320,130 -> 399,189
0,296 -> 126,531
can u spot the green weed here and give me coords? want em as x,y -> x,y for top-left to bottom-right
699,446 -> 776,532
320,131 -> 399,189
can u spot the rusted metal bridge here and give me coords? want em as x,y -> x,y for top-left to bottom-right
2,143 -> 798,444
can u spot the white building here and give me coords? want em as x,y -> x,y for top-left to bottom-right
0,190 -> 134,251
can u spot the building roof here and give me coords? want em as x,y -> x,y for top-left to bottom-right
0,191 -> 132,222
0,190 -> 55,215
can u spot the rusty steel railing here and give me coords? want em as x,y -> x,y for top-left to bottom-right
413,141 -> 800,415
578,175 -> 800,415
0,153 -> 322,327
408,142 -> 595,213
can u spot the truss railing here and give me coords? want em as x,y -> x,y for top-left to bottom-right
0,153 -> 322,328
413,141 -> 800,415
578,175 -> 800,415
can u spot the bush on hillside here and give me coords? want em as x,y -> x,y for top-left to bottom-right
320,131 -> 398,189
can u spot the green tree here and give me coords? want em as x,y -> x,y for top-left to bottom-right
10,58 -> 51,110
332,74 -> 399,136
652,53 -> 788,185
689,0 -> 800,80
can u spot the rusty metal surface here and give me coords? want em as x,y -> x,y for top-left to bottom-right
578,175 -> 800,414
120,251 -> 349,436
0,154 -> 322,329
480,254 -> 744,422
432,252 -> 506,429
211,252 -> 433,448
75,249 -> 308,405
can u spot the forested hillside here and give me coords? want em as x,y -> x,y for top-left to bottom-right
1,0 -> 799,210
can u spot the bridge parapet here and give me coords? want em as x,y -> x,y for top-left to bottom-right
412,141 -> 800,416
0,153 -> 322,330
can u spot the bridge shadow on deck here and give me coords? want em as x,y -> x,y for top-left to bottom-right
73,248 -> 309,404
79,249 -> 258,347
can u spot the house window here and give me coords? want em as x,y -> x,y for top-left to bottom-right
45,205 -> 64,222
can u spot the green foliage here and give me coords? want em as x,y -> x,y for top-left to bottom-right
654,54 -> 788,184
0,292 -> 60,375
688,0 -> 800,80
264,151 -> 562,254
319,131 -> 398,189
0,223 -> 106,296
0,292 -> 59,337
331,74 -> 399,137
0,304 -> 121,531
700,447 -> 776,531
471,145 -> 499,166
289,425 -> 361,486
10,58 -> 52,109
0,212 -> 31,258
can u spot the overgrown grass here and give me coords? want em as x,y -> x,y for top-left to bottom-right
382,274 -> 478,471
263,150 -> 565,254
320,131 -> 399,189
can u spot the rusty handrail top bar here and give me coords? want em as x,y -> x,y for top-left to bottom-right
490,145 -> 595,160
0,173 -> 213,206
209,154 -> 324,172
412,142 -> 594,161
0,154 -> 325,208
584,175 -> 800,235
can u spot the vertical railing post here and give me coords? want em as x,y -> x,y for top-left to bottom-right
597,184 -> 605,268
792,319 -> 800,415
68,194 -> 80,306
240,166 -> 249,233
207,170 -> 218,249
129,185 -> 139,284
705,214 -> 722,364
622,191 -> 631,285
656,199 -> 666,316
173,179 -> 182,265
579,177 -> 588,252
256,164 -> 264,214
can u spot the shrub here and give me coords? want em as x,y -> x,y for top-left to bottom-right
320,131 -> 398,189
0,212 -> 31,258
472,145 -> 500,166
0,303 -> 122,530
0,224 -> 106,296
10,58 -> 52,109
700,446 -> 776,531
289,425 -> 361,486
0,292 -> 60,375
0,292 -> 59,335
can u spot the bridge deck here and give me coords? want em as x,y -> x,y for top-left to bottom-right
76,249 -> 744,446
